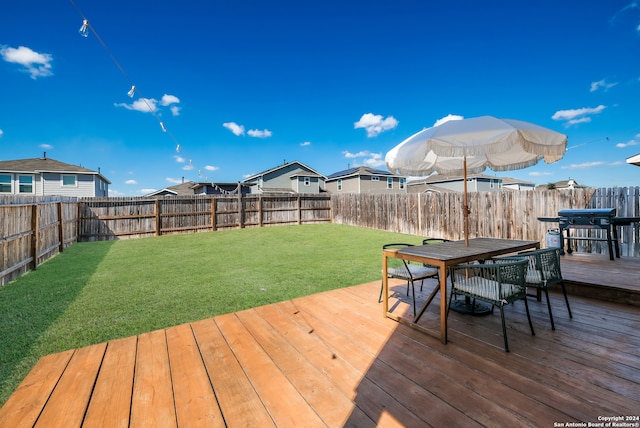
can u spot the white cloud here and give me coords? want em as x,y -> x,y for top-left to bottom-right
528,171 -> 553,177
140,188 -> 157,194
125,179 -> 137,185
433,114 -> 464,127
115,98 -> 158,113
590,79 -> 618,92
174,155 -> 185,163
342,150 -> 384,167
552,105 -> 606,125
39,143 -> 52,149
108,189 -> 127,197
616,139 -> 640,148
363,153 -> 385,167
0,45 -> 53,79
223,122 -> 245,136
166,177 -> 183,184
354,113 -> 398,137
248,129 -> 272,138
0,129 -> 4,137
169,106 -> 180,116
205,165 -> 219,171
182,163 -> 194,171
160,94 -> 180,106
561,161 -> 606,169
300,141 -> 311,147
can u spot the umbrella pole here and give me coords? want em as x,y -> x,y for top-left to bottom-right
463,156 -> 469,246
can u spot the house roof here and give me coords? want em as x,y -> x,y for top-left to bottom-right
145,181 -> 199,196
0,156 -> 111,183
500,177 -> 536,186
243,161 -> 325,181
407,173 -> 498,186
145,181 -> 251,196
325,166 -> 400,181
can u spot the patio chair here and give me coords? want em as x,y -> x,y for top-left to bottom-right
447,257 -> 534,352
517,248 -> 572,330
420,238 -> 451,292
379,243 -> 439,318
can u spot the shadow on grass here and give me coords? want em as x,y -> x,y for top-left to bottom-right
0,240 -> 115,405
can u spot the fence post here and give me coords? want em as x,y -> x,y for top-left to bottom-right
57,202 -> 64,252
31,204 -> 39,270
155,199 -> 161,236
258,196 -> 263,227
297,195 -> 302,225
211,198 -> 216,231
238,187 -> 244,228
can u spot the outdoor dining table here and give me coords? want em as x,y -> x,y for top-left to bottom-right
381,237 -> 540,344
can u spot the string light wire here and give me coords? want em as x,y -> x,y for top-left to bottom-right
68,0 -> 237,194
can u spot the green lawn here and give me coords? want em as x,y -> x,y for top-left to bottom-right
0,223 -> 423,405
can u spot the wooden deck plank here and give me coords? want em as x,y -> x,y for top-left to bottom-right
34,343 -> 106,428
338,286 -> 569,426
0,350 -> 73,428
83,336 -> 137,427
165,323 -> 224,427
190,318 -> 276,427
130,330 -> 176,428
214,312 -> 326,427
1,270 -> 639,427
236,308 -> 357,427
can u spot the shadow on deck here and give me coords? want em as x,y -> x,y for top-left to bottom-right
1,255 -> 639,426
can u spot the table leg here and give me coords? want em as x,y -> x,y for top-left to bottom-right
382,253 -> 389,315
439,270 -> 447,344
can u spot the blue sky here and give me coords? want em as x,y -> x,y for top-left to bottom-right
1,1 -> 640,196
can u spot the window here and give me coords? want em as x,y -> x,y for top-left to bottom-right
62,174 -> 77,187
0,174 -> 12,193
387,177 -> 393,189
337,179 -> 342,191
371,176 -> 380,181
399,178 -> 405,190
303,177 -> 310,186
18,175 -> 34,194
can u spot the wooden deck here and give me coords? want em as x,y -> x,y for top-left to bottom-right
1,256 -> 639,427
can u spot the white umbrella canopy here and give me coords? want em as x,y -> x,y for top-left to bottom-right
385,116 -> 568,244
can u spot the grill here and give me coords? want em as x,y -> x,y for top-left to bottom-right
557,208 -> 618,260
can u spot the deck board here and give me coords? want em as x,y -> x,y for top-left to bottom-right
1,255 -> 639,427
84,337 -> 136,427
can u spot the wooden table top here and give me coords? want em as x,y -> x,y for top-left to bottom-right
395,238 -> 540,264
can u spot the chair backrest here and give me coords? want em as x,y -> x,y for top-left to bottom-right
519,248 -> 563,283
383,243 -> 415,270
450,258 -> 528,302
422,238 -> 451,245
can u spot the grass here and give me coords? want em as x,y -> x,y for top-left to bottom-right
0,223 -> 424,406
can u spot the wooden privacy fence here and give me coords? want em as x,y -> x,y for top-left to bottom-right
78,194 -> 332,240
0,199 -> 78,285
1,188 -> 638,285
330,187 -> 640,257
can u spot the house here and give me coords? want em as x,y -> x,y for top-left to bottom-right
325,166 -> 406,194
242,161 -> 326,194
145,181 -> 252,197
407,174 -> 502,193
0,154 -> 110,197
536,179 -> 589,190
501,177 -> 536,191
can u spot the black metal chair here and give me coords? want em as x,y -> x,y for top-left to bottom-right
517,248 -> 572,330
379,243 -> 439,318
447,257 -> 534,352
420,238 -> 451,292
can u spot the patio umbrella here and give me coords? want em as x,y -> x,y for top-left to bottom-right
385,115 -> 567,245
